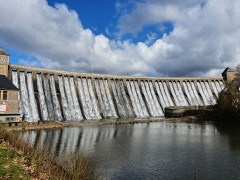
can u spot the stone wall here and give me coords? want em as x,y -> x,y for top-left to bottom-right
0,90 -> 19,114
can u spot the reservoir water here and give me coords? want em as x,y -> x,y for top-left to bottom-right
21,121 -> 240,179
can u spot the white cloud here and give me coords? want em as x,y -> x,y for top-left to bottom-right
0,0 -> 239,77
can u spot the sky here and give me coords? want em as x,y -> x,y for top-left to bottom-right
0,0 -> 240,77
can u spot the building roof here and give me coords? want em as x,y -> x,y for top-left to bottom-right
0,48 -> 10,56
0,75 -> 18,90
222,67 -> 235,75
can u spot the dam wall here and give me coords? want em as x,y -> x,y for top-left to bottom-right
8,64 -> 224,122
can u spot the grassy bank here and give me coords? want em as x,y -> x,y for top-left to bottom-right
0,127 -> 101,179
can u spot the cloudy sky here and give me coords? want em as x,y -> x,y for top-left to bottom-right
0,0 -> 239,77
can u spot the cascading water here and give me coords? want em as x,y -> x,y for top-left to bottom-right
27,72 -> 40,122
19,72 -> 31,122
87,78 -> 101,119
219,81 -> 224,90
191,82 -> 203,106
43,74 -> 55,120
135,81 -> 149,117
155,81 -> 167,109
149,81 -> 164,116
99,79 -> 112,117
104,79 -> 118,118
95,79 -> 106,117
186,82 -> 199,106
211,81 -> 219,98
69,77 -> 83,121
177,82 -> 189,106
64,76 -> 76,120
112,80 -> 125,117
183,82 -> 195,106
169,82 -> 181,106
115,80 -> 128,117
200,82 -> 212,105
145,81 -> 159,116
140,81 -> 154,116
197,82 -> 209,105
204,81 -> 216,105
58,75 -> 71,120
215,81 -> 222,92
120,80 -> 133,117
130,81 -> 142,117
49,75 -> 62,121
77,78 -> 90,119
36,73 -> 49,120
162,82 -> 174,106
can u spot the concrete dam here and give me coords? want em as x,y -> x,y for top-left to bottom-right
8,64 -> 224,122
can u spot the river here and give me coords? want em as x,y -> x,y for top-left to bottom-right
21,121 -> 240,179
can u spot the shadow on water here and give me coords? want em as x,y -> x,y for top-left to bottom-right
213,121 -> 240,150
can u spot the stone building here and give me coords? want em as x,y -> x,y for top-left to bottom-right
222,67 -> 236,84
0,48 -> 20,122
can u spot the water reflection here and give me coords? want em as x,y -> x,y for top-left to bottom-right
20,122 -> 240,179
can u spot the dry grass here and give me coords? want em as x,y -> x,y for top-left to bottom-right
0,127 -> 101,180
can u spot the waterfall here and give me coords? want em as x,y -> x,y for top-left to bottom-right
19,72 -> 31,121
49,75 -> 62,121
190,82 -> 203,106
183,82 -> 195,106
140,81 -> 154,116
155,81 -> 167,108
12,71 -> 23,114
204,81 -> 216,105
64,76 -> 76,120
27,72 -> 40,122
211,81 -> 219,98
87,78 -> 101,119
135,81 -> 149,117
172,82 -> 183,106
177,82 -> 188,106
112,80 -> 125,117
99,79 -> 112,117
219,81 -> 224,90
130,81 -> 142,117
161,82 -> 174,106
104,79 -> 118,118
145,81 -> 159,116
36,73 -> 49,120
80,77 -> 91,119
215,81 -> 222,92
95,79 -> 106,117
200,82 -> 212,105
127,81 -> 140,117
77,78 -> 89,119
120,80 -> 133,117
43,74 -> 55,120
169,82 -> 181,106
115,80 -> 128,117
69,77 -> 83,121
58,75 -> 71,120
149,81 -> 164,116
197,82 -> 209,105
186,82 -> 199,106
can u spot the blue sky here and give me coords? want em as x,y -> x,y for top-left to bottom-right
0,0 -> 239,77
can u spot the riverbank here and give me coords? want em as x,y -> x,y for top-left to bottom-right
1,117 -> 198,131
0,127 -> 101,179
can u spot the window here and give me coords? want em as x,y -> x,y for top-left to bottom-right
3,91 -> 7,100
0,90 -> 7,100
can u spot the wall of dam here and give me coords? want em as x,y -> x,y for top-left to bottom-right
8,64 -> 224,122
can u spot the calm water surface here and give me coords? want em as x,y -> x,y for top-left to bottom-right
21,121 -> 240,179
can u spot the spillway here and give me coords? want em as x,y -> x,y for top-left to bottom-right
9,65 -> 224,122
